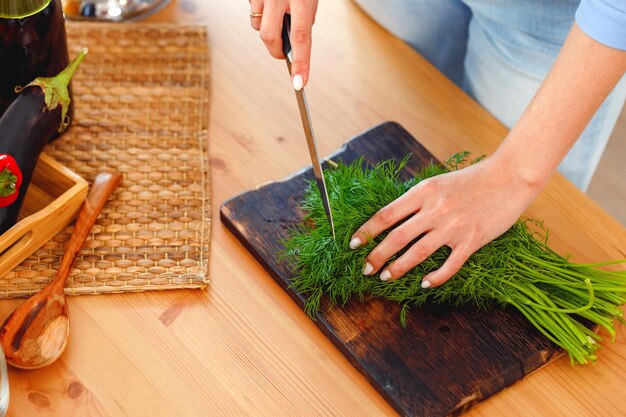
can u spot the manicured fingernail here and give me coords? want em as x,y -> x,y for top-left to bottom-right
349,237 -> 362,249
363,262 -> 374,275
380,270 -> 392,281
421,280 -> 431,289
293,74 -> 303,91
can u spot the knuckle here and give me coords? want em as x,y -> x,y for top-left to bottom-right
388,260 -> 409,278
409,243 -> 430,262
259,30 -> 278,44
367,249 -> 386,269
269,49 -> 284,59
433,195 -> 452,214
430,200 -> 454,224
291,27 -> 311,44
388,228 -> 409,247
377,205 -> 396,226
291,58 -> 309,70
416,178 -> 434,193
437,205 -> 452,220
464,225 -> 485,246
366,251 -> 381,267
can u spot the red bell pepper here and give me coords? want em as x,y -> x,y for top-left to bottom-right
0,154 -> 22,207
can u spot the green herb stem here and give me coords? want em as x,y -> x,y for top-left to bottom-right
282,155 -> 626,365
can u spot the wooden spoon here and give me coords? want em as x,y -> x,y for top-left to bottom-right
0,172 -> 122,369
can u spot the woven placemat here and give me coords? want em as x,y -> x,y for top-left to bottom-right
0,23 -> 211,298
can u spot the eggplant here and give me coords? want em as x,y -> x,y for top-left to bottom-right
0,48 -> 87,234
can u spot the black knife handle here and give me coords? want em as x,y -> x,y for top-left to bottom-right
281,14 -> 292,63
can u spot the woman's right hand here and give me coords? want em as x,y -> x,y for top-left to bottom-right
249,0 -> 319,90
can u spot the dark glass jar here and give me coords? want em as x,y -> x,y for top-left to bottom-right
0,0 -> 72,132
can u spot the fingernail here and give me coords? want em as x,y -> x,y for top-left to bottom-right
363,262 -> 374,275
380,270 -> 392,281
293,74 -> 304,91
421,280 -> 431,289
349,237 -> 362,250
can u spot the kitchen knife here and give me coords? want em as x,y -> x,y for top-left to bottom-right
281,14 -> 336,239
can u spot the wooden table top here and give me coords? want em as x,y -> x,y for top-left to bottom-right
3,0 -> 625,415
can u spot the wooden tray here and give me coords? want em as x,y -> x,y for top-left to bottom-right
0,154 -> 88,279
220,122 -> 560,417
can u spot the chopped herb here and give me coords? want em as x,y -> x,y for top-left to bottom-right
282,154 -> 626,365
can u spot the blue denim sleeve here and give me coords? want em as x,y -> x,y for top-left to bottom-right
576,0 -> 626,50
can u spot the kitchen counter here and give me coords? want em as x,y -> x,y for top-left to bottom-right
2,0 -> 625,415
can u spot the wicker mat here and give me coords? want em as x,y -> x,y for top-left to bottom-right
0,23 -> 211,298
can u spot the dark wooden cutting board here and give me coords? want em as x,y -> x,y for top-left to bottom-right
220,122 -> 560,417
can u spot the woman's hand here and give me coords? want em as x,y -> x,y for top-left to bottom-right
349,154 -> 543,288
249,0 -> 319,90
350,23 -> 626,289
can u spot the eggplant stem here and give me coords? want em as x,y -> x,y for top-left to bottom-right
15,48 -> 88,133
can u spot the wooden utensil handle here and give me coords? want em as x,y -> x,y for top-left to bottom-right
53,172 -> 122,287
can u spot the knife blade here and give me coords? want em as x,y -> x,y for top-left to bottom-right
281,14 -> 336,239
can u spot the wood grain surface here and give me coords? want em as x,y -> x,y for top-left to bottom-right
1,0 -> 624,416
221,122 -> 564,417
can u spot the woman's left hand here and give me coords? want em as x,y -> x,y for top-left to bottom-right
349,154 -> 542,288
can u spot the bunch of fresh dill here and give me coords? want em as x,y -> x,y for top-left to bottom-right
282,154 -> 626,365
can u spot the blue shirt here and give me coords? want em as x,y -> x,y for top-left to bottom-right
576,0 -> 626,50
